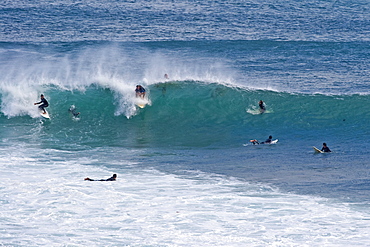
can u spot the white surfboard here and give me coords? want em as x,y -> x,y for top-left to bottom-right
270,139 -> 278,144
40,110 -> 50,119
313,146 -> 323,153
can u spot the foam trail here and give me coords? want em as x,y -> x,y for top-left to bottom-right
1,146 -> 369,246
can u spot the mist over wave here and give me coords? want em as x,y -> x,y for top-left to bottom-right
2,40 -> 370,109
0,42 -> 237,118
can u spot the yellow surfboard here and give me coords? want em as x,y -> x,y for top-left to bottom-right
136,104 -> 146,108
135,97 -> 148,108
313,146 -> 323,153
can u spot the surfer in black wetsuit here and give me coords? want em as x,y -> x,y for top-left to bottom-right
321,143 -> 331,153
69,105 -> 80,117
259,100 -> 266,113
250,135 -> 273,145
34,94 -> 49,114
135,85 -> 146,99
71,110 -> 80,117
261,135 -> 273,144
84,174 -> 117,181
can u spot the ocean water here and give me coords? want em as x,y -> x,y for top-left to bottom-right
1,0 -> 370,246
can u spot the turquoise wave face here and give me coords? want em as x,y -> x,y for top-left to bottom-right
1,81 -> 368,149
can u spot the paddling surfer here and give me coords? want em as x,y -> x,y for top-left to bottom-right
84,174 -> 117,181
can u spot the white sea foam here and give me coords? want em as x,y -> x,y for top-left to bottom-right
1,146 -> 369,246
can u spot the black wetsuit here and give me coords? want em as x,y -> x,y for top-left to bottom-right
105,176 -> 116,181
36,98 -> 49,112
321,146 -> 331,152
261,138 -> 272,144
87,176 -> 116,181
70,109 -> 80,117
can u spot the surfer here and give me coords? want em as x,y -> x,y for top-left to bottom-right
84,174 -> 117,181
321,143 -> 332,153
135,85 -> 146,99
250,136 -> 273,145
69,105 -> 80,117
261,135 -> 272,144
72,110 -> 80,117
34,94 -> 49,114
259,100 -> 266,113
164,73 -> 169,80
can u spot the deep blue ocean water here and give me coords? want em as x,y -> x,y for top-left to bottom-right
1,1 -> 370,246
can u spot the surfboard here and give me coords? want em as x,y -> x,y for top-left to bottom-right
246,108 -> 271,115
261,139 -> 278,144
40,110 -> 50,119
246,108 -> 262,115
270,139 -> 278,144
313,146 -> 323,153
135,97 -> 148,108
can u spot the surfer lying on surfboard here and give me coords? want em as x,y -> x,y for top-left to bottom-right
250,135 -> 276,145
34,94 -> 49,114
84,174 -> 117,181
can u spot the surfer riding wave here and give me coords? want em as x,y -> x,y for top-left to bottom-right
34,94 -> 49,114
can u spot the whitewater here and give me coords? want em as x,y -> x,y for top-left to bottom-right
1,0 -> 370,246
